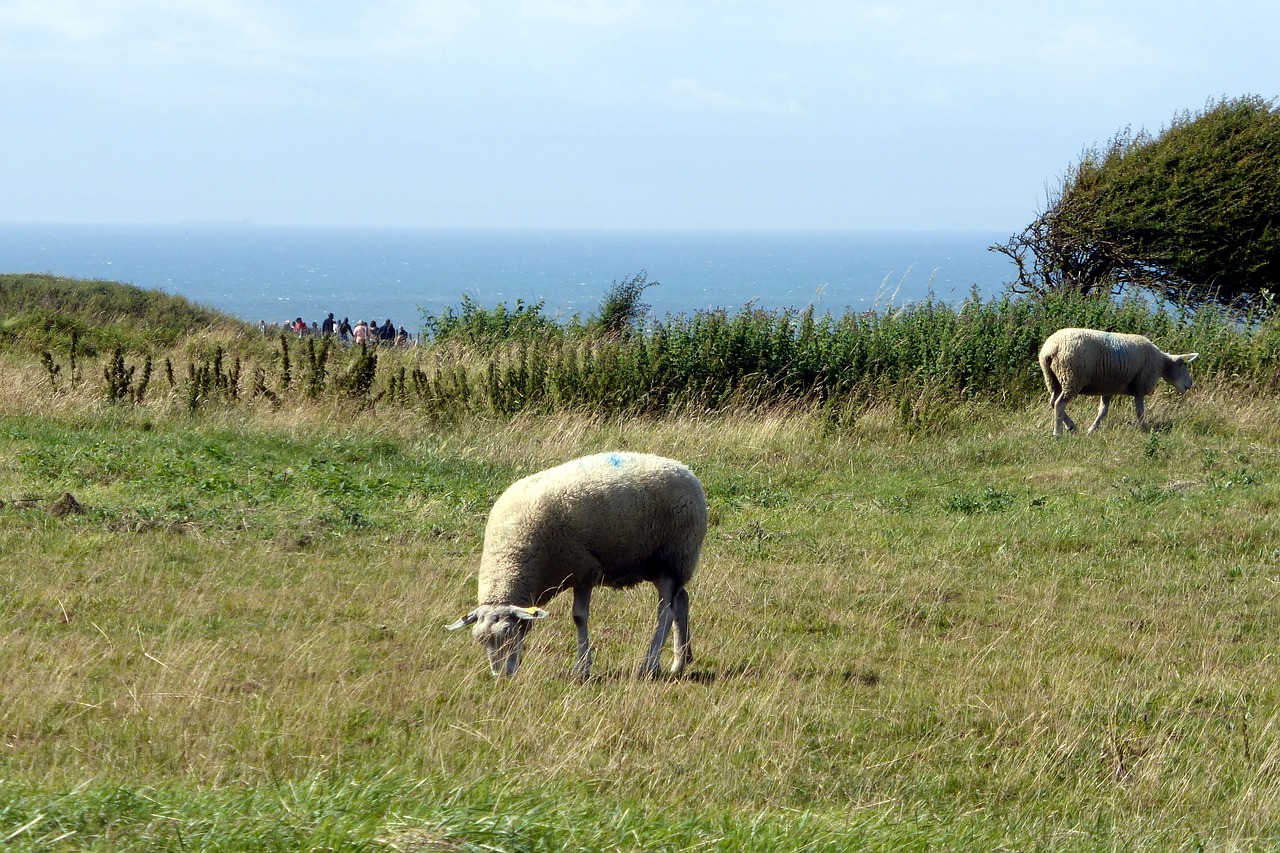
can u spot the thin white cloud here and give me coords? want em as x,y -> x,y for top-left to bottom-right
0,0 -> 279,46
512,0 -> 648,26
0,0 -> 125,41
665,77 -> 809,118
666,77 -> 742,111
362,1 -> 482,53
760,98 -> 809,118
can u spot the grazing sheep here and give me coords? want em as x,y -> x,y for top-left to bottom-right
1038,327 -> 1199,436
447,452 -> 708,679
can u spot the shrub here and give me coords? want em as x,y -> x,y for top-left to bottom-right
995,95 -> 1280,313
593,271 -> 657,337
420,295 -> 562,345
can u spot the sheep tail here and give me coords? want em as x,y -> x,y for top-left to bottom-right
1040,352 -> 1062,397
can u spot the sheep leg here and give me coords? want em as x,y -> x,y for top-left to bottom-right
670,586 -> 691,675
1088,395 -> 1111,432
1053,392 -> 1077,435
641,576 -> 678,678
571,585 -> 593,679
1133,394 -> 1147,430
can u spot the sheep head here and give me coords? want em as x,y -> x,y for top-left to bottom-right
1164,352 -> 1200,392
446,605 -> 549,677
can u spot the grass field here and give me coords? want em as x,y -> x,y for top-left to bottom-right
1,343 -> 1279,850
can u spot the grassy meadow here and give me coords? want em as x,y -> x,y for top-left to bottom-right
3,276 -> 1280,849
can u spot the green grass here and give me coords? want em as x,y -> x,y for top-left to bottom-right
3,368 -> 1280,849
5,275 -> 1280,848
0,412 -> 513,540
0,273 -> 249,354
0,773 -> 1016,851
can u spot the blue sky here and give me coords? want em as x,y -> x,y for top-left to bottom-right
4,0 -> 1279,232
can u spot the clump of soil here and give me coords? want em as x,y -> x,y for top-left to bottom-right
49,492 -> 85,518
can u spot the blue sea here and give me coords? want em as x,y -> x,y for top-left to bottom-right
0,224 -> 1015,334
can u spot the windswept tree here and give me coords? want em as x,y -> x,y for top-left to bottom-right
993,95 -> 1280,313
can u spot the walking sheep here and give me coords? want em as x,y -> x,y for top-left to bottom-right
1038,327 -> 1199,436
447,452 -> 708,679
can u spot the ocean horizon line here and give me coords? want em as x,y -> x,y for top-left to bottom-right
0,220 -> 1017,238
0,224 -> 1018,331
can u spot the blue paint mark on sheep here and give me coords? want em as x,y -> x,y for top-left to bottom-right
606,453 -> 624,468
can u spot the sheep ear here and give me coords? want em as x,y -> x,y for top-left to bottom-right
446,611 -> 479,631
1183,352 -> 1200,363
513,607 -> 549,621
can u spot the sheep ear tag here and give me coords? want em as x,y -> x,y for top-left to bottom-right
514,607 -> 549,621
445,611 -> 479,631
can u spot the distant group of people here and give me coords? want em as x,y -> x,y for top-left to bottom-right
259,313 -> 413,347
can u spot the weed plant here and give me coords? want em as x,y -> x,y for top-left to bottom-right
15,276 -> 1280,423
